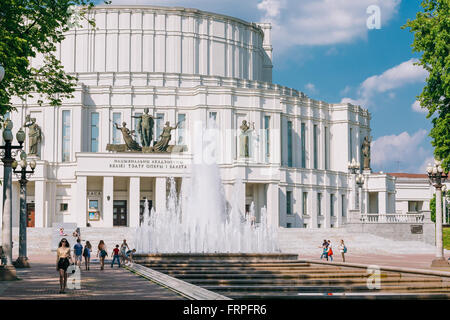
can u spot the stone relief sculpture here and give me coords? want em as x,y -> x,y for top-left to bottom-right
239,120 -> 254,158
114,122 -> 142,152
153,121 -> 180,153
362,136 -> 371,170
131,108 -> 162,147
24,115 -> 42,156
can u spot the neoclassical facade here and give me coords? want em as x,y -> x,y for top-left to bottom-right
1,5 -> 398,231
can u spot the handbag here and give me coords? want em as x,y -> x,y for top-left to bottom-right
328,248 -> 333,256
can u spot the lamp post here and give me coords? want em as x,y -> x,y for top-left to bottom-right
426,160 -> 449,267
12,151 -> 35,268
0,119 -> 25,278
356,173 -> 365,212
348,158 -> 360,210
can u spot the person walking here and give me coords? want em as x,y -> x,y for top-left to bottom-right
83,241 -> 92,270
111,245 -> 121,268
327,240 -> 334,262
319,239 -> 329,261
97,240 -> 107,270
73,238 -> 83,268
120,239 -> 129,265
56,238 -> 73,294
339,240 -> 347,262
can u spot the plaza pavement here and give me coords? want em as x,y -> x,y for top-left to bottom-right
0,254 -> 185,300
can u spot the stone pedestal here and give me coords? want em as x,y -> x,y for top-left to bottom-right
13,256 -> 30,268
431,258 -> 450,268
0,265 -> 17,281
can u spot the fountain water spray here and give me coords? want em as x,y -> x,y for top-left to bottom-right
136,120 -> 278,253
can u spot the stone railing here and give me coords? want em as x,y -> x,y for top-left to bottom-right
360,213 -> 425,223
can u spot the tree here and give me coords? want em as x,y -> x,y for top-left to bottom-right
0,0 -> 109,117
403,0 -> 450,172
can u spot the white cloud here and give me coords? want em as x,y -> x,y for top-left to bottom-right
108,0 -> 401,52
304,83 -> 318,94
411,100 -> 427,114
372,129 -> 432,173
341,59 -> 428,107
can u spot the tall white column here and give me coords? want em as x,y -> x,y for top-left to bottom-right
103,177 -> 114,227
34,180 -> 46,228
435,187 -> 444,261
379,191 -> 387,215
266,183 -> 279,228
129,177 -> 140,227
75,176 -> 87,227
155,177 -> 167,214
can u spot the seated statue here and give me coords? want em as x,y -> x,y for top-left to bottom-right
114,122 -> 142,151
153,121 -> 180,152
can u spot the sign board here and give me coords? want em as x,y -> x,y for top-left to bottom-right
410,225 -> 423,234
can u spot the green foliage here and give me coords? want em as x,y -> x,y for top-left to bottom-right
0,0 -> 110,118
403,0 -> 450,172
444,227 -> 450,249
430,193 -> 436,223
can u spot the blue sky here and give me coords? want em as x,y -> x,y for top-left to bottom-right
104,0 -> 433,173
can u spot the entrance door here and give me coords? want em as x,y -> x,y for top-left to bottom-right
27,203 -> 35,227
113,200 -> 127,226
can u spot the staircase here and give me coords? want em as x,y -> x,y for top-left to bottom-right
277,228 -> 441,255
138,258 -> 450,299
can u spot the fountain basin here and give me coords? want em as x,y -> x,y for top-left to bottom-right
134,253 -> 298,263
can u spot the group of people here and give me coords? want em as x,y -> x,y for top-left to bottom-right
319,239 -> 347,262
56,237 -> 136,294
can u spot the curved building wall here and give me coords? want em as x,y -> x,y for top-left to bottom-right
54,6 -> 272,82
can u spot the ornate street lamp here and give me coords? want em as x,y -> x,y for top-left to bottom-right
426,160 -> 449,267
0,118 -> 25,278
356,173 -> 365,211
12,151 -> 35,268
347,158 -> 360,175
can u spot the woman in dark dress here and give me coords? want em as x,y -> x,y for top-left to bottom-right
56,238 -> 73,293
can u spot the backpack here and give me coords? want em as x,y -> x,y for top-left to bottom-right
343,246 -> 347,253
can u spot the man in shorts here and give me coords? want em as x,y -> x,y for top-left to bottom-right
73,238 -> 83,267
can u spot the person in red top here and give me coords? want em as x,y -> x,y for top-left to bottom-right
111,244 -> 121,268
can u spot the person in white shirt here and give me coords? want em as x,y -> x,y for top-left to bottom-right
339,239 -> 347,262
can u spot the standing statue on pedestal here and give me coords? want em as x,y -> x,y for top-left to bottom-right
153,121 -> 180,152
132,108 -> 162,147
24,115 -> 42,156
362,136 -> 371,170
114,122 -> 142,151
239,120 -> 254,158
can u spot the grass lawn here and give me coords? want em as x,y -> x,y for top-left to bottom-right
444,228 -> 450,250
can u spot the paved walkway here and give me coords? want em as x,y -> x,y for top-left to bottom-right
301,252 -> 450,270
0,254 -> 185,300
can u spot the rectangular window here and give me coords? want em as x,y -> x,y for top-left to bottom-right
112,112 -> 122,144
302,192 -> 308,216
156,113 -> 165,139
60,203 -> 68,211
317,193 -> 322,216
330,194 -> 335,217
324,127 -> 329,170
286,191 -> 292,215
301,123 -> 306,168
342,194 -> 346,217
287,121 -> 293,167
265,116 -> 270,159
209,111 -> 217,122
286,223 -> 292,228
133,112 -> 142,145
177,113 -> 186,145
62,110 -> 71,162
90,112 -> 99,152
313,124 -> 318,169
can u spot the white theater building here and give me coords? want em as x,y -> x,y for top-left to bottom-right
0,5 -> 431,238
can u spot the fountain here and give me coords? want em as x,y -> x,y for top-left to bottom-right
134,120 -> 295,262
